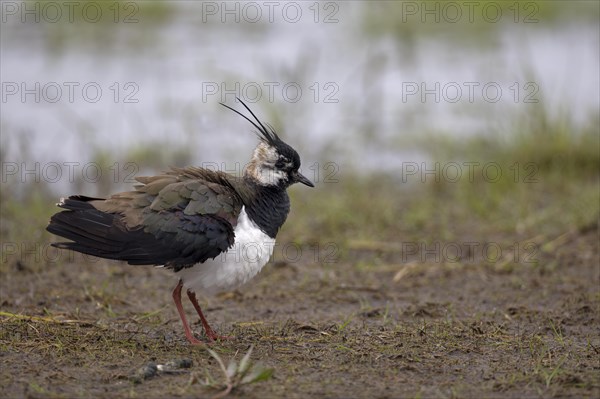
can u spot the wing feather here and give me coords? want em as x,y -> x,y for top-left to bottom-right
47,167 -> 244,271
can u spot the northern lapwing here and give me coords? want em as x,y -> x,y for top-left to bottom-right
46,99 -> 314,345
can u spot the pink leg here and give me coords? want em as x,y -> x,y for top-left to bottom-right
172,279 -> 204,345
187,289 -> 231,341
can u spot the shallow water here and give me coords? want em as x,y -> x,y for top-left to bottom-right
2,1 -> 598,192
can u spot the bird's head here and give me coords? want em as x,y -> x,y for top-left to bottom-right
220,98 -> 314,189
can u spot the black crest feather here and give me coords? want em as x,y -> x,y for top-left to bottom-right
219,97 -> 281,146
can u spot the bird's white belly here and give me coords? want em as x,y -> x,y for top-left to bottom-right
176,207 -> 276,295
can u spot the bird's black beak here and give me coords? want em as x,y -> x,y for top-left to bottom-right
294,172 -> 314,187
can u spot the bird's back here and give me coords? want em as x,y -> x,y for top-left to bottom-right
47,167 -> 245,271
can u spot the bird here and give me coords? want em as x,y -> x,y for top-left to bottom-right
46,98 -> 314,345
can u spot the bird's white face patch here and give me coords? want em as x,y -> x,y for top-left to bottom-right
247,142 -> 289,186
255,167 -> 288,186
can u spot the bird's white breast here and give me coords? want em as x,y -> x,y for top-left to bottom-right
176,206 -> 276,295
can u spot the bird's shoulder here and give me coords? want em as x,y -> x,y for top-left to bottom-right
79,166 -> 251,270
93,166 -> 246,228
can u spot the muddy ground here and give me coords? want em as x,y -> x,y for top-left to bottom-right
1,215 -> 598,398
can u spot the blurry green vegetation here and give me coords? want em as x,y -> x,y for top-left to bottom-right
22,0 -> 174,25
363,1 -> 599,45
420,106 -> 600,177
18,0 -> 174,53
91,141 -> 194,172
283,110 -> 599,260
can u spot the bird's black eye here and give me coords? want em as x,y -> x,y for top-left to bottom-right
275,157 -> 289,169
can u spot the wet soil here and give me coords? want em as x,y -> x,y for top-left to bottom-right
1,227 -> 599,398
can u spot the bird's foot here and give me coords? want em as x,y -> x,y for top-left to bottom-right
183,329 -> 208,345
205,330 -> 233,342
188,336 -> 206,346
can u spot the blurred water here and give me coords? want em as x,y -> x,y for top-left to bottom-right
1,1 -> 598,192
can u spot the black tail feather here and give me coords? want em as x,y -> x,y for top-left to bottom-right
47,196 -> 179,265
56,195 -> 104,210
